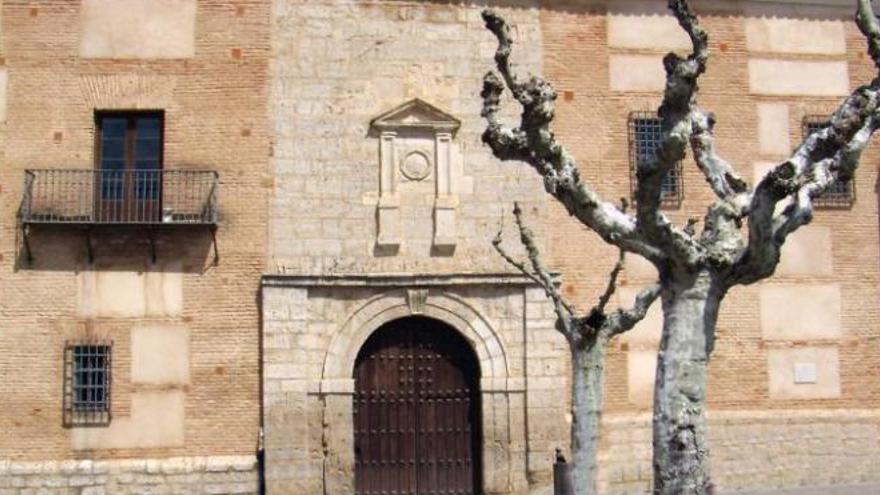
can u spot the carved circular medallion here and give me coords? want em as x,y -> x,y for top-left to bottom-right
400,151 -> 432,181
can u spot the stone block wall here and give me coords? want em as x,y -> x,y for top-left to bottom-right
598,410 -> 880,495
268,0 -> 549,276
260,275 -> 566,494
0,456 -> 258,495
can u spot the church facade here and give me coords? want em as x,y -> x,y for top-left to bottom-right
1,1 -> 879,494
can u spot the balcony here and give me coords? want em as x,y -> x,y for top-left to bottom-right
22,169 -> 218,225
19,169 -> 219,263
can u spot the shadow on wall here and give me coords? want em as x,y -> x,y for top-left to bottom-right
14,224 -> 217,274
376,0 -> 852,19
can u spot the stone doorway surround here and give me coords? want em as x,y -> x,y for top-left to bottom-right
260,273 -> 566,494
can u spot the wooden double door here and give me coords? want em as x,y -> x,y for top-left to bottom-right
353,317 -> 482,495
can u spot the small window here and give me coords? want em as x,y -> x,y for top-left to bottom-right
628,112 -> 683,207
803,116 -> 855,208
63,341 -> 112,426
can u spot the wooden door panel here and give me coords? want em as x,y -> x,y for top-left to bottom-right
354,317 -> 481,495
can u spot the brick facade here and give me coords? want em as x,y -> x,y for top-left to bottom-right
1,1 -> 879,494
0,0 -> 270,491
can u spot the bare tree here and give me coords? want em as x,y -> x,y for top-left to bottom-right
493,202 -> 660,495
480,1 -> 880,493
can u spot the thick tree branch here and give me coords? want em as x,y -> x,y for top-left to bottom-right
727,0 -> 880,286
689,112 -> 748,202
690,110 -> 751,267
738,113 -> 878,285
858,0 -> 880,71
733,74 -> 879,283
629,0 -> 714,267
481,72 -> 530,162
775,123 -> 874,241
480,10 -> 664,264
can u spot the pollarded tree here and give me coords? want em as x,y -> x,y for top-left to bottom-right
480,1 -> 880,493
492,201 -> 660,495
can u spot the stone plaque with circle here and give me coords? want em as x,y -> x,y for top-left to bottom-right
400,150 -> 432,181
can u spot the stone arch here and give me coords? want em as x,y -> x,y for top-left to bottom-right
321,289 -> 510,383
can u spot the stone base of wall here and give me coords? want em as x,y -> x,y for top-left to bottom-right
0,455 -> 258,495
598,410 -> 880,495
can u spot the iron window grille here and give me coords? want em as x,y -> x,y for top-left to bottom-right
63,341 -> 112,427
628,112 -> 684,208
802,115 -> 855,208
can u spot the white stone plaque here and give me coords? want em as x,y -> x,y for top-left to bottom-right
793,362 -> 818,384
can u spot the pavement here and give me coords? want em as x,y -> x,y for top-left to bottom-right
724,484 -> 880,495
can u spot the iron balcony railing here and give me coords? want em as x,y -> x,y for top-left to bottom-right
21,169 -> 218,225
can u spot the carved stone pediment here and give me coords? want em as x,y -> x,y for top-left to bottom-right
370,99 -> 460,134
370,99 -> 462,254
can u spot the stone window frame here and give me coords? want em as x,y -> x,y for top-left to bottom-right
627,111 -> 684,208
802,115 -> 856,208
63,340 -> 113,427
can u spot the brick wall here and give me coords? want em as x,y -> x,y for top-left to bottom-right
0,0 -> 269,469
2,1 -> 880,494
541,0 -> 880,414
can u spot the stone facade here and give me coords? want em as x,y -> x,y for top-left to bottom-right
262,0 -> 880,493
2,0 -> 880,494
0,456 -> 258,495
264,2 -> 561,491
260,275 -> 562,493
268,1 -> 547,275
599,411 -> 880,494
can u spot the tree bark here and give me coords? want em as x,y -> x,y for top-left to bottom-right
652,270 -> 723,495
570,335 -> 608,495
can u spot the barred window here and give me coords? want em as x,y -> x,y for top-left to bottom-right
803,116 -> 855,208
63,341 -> 112,426
628,112 -> 683,207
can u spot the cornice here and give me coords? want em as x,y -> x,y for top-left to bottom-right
261,272 -> 542,288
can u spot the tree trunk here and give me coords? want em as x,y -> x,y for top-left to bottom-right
652,270 -> 723,494
570,335 -> 608,495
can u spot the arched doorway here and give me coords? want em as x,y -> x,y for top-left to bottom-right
353,316 -> 483,494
